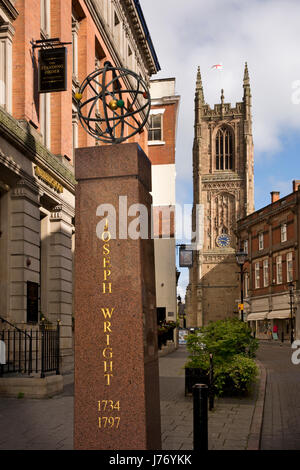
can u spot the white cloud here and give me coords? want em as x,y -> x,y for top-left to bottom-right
140,0 -> 300,296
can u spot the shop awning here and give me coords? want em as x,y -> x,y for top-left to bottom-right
246,312 -> 268,321
267,310 -> 291,319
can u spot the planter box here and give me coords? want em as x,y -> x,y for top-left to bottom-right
185,367 -> 209,396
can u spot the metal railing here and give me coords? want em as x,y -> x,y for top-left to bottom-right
0,317 -> 60,378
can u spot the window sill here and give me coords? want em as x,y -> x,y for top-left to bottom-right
148,141 -> 165,146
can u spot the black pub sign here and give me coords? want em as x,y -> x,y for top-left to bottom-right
38,47 -> 67,93
179,246 -> 193,268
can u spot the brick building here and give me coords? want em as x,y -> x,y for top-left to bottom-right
0,0 -> 159,376
148,77 -> 180,326
237,182 -> 300,341
186,64 -> 254,327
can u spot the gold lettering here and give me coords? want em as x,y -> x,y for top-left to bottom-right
103,321 -> 112,333
104,269 -> 111,281
101,308 -> 115,319
103,257 -> 111,268
102,231 -> 111,242
104,373 -> 113,386
103,361 -> 113,372
102,283 -> 112,294
106,334 -> 110,346
103,244 -> 110,255
102,347 -> 113,359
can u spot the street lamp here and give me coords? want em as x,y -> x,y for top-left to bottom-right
236,250 -> 247,322
288,281 -> 295,344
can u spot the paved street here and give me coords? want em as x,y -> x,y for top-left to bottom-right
159,346 -> 257,450
0,345 -> 258,450
257,341 -> 300,450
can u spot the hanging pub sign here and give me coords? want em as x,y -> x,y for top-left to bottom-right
38,47 -> 67,93
179,245 -> 193,268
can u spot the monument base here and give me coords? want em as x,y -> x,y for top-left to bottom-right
74,143 -> 161,450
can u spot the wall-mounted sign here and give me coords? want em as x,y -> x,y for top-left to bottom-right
38,47 -> 67,93
179,246 -> 193,268
35,166 -> 63,193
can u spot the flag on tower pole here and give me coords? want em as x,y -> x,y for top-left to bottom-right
211,63 -> 223,70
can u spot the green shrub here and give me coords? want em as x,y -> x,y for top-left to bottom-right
213,355 -> 259,396
186,318 -> 258,365
185,318 -> 259,396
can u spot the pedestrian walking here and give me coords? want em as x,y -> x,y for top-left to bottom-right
272,324 -> 279,341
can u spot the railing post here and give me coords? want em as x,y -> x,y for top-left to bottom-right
56,320 -> 60,375
209,353 -> 214,411
40,322 -> 45,379
28,330 -> 33,375
0,331 -> 4,377
193,383 -> 208,451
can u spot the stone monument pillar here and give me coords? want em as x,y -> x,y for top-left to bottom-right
74,143 -> 161,450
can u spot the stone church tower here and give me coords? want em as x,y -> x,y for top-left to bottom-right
186,63 -> 254,327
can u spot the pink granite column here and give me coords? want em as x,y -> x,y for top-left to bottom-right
74,143 -> 161,450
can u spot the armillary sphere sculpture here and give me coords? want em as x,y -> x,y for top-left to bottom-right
74,61 -> 151,144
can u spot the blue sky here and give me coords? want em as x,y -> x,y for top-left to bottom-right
140,0 -> 300,299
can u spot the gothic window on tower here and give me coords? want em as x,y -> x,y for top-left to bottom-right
216,127 -> 233,170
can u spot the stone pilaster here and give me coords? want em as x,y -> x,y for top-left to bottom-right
48,204 -> 73,373
9,178 -> 40,325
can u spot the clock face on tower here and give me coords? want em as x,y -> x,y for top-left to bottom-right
216,234 -> 230,248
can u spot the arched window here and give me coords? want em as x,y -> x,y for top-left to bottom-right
216,127 -> 233,170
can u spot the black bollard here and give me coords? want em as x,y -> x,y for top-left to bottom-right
281,331 -> 284,343
193,384 -> 208,451
209,354 -> 214,411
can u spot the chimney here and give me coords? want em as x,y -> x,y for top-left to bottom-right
271,191 -> 280,203
293,180 -> 300,192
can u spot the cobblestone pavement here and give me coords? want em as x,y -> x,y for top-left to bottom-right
0,375 -> 74,450
256,341 -> 300,450
159,346 -> 257,450
0,346 -> 258,450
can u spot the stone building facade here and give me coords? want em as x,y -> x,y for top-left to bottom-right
0,0 -> 159,374
237,183 -> 300,341
186,64 -> 254,327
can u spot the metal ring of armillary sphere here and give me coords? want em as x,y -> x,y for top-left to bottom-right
75,61 -> 151,144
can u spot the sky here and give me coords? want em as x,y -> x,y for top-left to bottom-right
140,0 -> 300,300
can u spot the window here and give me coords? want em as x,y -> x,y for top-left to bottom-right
114,11 -> 121,48
287,252 -> 293,282
276,255 -> 282,284
72,17 -> 79,80
41,0 -> 50,35
0,22 -> 14,112
281,223 -> 287,243
255,262 -> 260,289
263,259 -> 269,287
244,273 -> 249,298
258,232 -> 264,250
72,106 -> 78,157
216,127 -> 233,170
40,93 -> 51,149
149,114 -> 162,141
244,240 -> 248,254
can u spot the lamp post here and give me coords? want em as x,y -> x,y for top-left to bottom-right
288,281 -> 294,344
236,251 -> 247,322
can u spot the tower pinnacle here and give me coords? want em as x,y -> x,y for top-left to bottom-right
195,66 -> 205,104
243,61 -> 250,86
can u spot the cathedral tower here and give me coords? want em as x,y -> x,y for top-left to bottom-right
186,63 -> 254,326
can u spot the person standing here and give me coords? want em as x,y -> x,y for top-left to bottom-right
273,324 -> 279,340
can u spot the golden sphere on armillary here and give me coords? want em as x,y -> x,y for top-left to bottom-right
75,92 -> 82,101
109,99 -> 118,110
